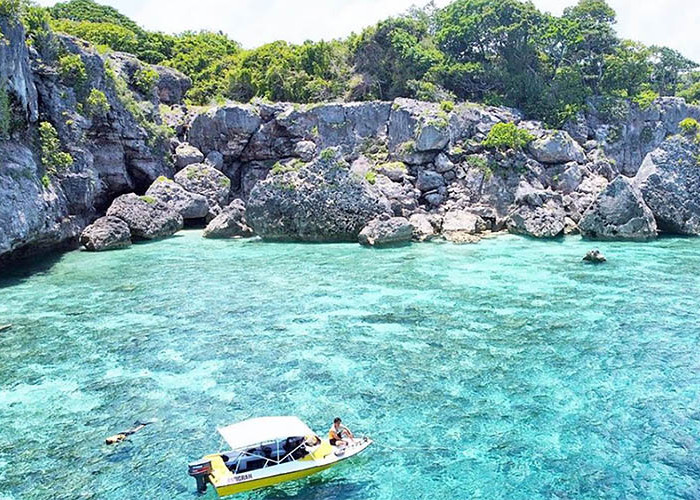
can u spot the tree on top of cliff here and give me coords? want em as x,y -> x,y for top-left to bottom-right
35,0 -> 700,126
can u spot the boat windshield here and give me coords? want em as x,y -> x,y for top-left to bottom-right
222,435 -> 316,474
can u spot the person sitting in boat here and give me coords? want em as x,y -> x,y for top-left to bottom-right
329,417 -> 353,446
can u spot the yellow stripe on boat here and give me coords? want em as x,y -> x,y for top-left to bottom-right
213,462 -> 335,496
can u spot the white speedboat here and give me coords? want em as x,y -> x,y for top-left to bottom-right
188,416 -> 372,496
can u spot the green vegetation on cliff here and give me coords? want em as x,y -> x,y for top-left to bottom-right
8,0 -> 700,126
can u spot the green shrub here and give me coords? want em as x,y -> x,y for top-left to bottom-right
41,174 -> 51,187
440,100 -> 455,113
58,53 -> 87,88
84,88 -> 110,116
0,0 -> 21,17
481,123 -> 534,151
22,5 -> 55,58
39,121 -> 73,174
633,89 -> 659,110
319,148 -> 335,161
364,170 -> 377,184
679,118 -> 700,135
132,66 -> 159,94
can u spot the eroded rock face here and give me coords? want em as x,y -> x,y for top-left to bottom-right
106,193 -> 183,240
187,104 -> 262,159
174,163 -> 231,215
409,213 -> 438,241
0,15 -> 38,121
579,176 -> 657,240
246,153 -> 391,241
175,143 -> 204,170
358,217 -> 413,246
507,190 -> 565,238
203,199 -> 254,238
529,131 -> 585,164
79,216 -> 131,251
441,210 -> 485,243
0,144 -> 82,258
633,135 -> 700,235
153,65 -> 191,105
145,176 -> 209,219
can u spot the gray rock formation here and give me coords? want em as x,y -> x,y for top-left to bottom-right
529,131 -> 585,164
409,213 -> 438,241
145,176 -> 209,219
79,216 -> 131,251
0,14 -> 38,122
441,210 -> 485,243
358,217 -> 413,246
174,163 -> 231,215
106,193 -> 183,240
246,152 -> 391,241
579,176 -> 657,240
153,65 -> 191,105
0,144 -> 83,259
175,143 -> 204,170
203,199 -> 254,238
633,135 -> 700,235
507,189 -> 565,238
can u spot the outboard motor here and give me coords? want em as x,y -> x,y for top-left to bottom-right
188,458 -> 212,494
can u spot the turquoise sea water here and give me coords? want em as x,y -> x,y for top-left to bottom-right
1,231 -> 699,500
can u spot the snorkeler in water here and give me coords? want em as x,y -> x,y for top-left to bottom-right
105,420 -> 155,445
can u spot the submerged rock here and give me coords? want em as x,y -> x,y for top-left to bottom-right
579,177 -> 657,240
145,176 -> 209,220
203,199 -> 254,238
358,217 -> 413,246
106,193 -> 183,240
246,152 -> 391,241
583,249 -> 606,263
79,216 -> 132,251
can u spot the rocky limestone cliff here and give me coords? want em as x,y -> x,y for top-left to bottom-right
0,14 -> 189,263
3,12 -> 700,263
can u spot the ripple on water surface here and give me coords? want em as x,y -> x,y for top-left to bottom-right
1,231 -> 699,499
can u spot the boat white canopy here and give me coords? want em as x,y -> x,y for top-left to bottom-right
217,416 -> 314,450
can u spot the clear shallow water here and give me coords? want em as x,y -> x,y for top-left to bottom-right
1,231 -> 699,500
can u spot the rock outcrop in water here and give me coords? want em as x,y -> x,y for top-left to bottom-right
3,11 -> 700,263
246,152 -> 391,241
358,216 -> 413,246
579,177 -> 657,240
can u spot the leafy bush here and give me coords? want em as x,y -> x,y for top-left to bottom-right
440,100 -> 455,113
39,121 -> 73,174
319,148 -> 336,161
679,118 -> 700,135
633,89 -> 659,110
0,0 -> 21,18
84,88 -> 110,116
364,170 -> 377,184
58,53 -> 87,88
481,123 -> 534,151
132,66 -> 159,94
51,18 -> 139,54
22,5 -> 55,58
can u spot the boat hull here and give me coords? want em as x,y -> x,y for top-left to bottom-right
209,438 -> 372,497
214,462 -> 334,496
